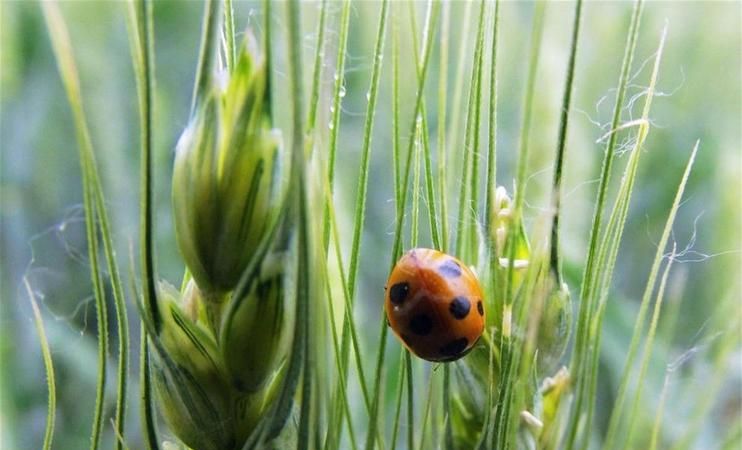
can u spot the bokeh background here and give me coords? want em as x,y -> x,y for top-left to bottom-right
1,1 -> 740,449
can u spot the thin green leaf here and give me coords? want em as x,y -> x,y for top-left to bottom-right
548,0 -> 583,283
591,21 -> 669,450
492,2 -> 546,447
25,277 -> 55,450
607,137 -> 697,450
224,0 -> 236,72
126,0 -> 160,334
564,1 -> 644,446
281,3 -> 314,449
365,3 -> 440,449
306,0 -> 329,134
140,328 -> 159,450
623,243 -> 676,449
484,0 -> 501,431
191,0 -> 220,115
407,0 -> 442,250
437,1 -> 451,252
41,5 -> 109,448
389,349 -> 407,450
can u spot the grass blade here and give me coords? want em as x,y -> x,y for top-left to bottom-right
365,2 -> 440,448
24,277 -> 56,450
564,1 -> 644,446
549,0 -> 583,283
606,138 -> 698,450
126,0 -> 160,334
306,0 -> 329,134
223,0 -> 235,72
280,3 -> 314,448
190,0 -> 220,115
139,328 -> 159,450
492,2 -> 546,447
437,1 -> 451,252
41,4 -> 110,448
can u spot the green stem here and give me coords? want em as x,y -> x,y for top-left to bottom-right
549,0 -> 583,284
25,278 -> 56,450
190,0 -> 220,115
224,0 -> 235,72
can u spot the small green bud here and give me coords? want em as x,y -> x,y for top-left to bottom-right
151,280 -> 268,450
489,186 -> 530,267
172,38 -> 284,296
221,250 -> 295,393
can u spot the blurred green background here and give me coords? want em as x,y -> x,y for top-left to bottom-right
1,1 -> 739,449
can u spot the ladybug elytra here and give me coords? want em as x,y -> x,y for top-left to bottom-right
384,248 -> 485,362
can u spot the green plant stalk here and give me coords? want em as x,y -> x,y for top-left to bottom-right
605,135 -> 696,450
322,174 -> 362,449
389,349 -> 407,450
284,3 -> 314,449
453,41 -> 478,258
321,3 -> 358,443
416,371 -> 436,450
467,0 -> 487,263
320,2 -> 355,445
322,272 -> 359,450
329,1 -> 387,446
648,372 -> 671,450
224,0 -> 235,72
484,0 -> 501,429
263,0 -> 273,121
446,0 -> 474,195
190,0 -> 220,115
322,0 -> 352,246
407,0 -> 442,251
306,0 -> 329,134
549,0 -> 583,283
392,3 -> 402,210
262,7 -> 309,446
564,1 -> 643,445
92,148 -> 130,450
483,0 -> 500,233
41,5 -> 110,448
409,112 -> 423,450
505,0 -> 545,301
25,278 -> 55,450
389,10 -> 405,449
592,22 -> 668,450
341,1 -> 392,448
126,0 -> 161,334
437,0 -> 450,252
623,243 -> 677,449
328,186 -> 377,448
405,352 -> 415,450
126,5 -> 160,448
346,0 -> 389,315
493,3 -> 546,448
365,3 -> 440,450
139,328 -> 159,450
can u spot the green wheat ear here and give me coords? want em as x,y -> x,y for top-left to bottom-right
172,34 -> 285,304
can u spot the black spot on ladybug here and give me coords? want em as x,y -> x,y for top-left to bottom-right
449,296 -> 471,319
477,300 -> 484,316
389,282 -> 409,305
440,337 -> 469,358
409,314 -> 433,335
438,259 -> 462,278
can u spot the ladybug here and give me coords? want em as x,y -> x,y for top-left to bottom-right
385,248 -> 485,362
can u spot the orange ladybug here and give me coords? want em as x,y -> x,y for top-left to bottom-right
385,248 -> 485,362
